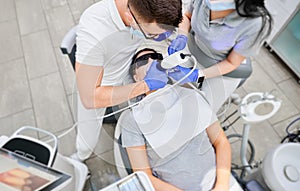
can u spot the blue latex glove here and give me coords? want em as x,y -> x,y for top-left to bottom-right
144,61 -> 168,91
168,34 -> 188,55
168,66 -> 198,84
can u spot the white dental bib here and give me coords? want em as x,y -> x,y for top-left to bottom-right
132,85 -> 217,158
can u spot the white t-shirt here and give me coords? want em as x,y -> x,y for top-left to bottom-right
76,0 -> 143,86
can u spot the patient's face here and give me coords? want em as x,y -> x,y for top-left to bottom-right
133,51 -> 155,82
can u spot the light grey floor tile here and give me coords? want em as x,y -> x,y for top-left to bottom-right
248,121 -> 282,161
254,47 -> 292,83
0,0 -> 16,22
15,0 -> 47,35
94,123 -> 116,156
50,126 -> 77,156
85,150 -> 120,190
0,59 -> 31,118
40,0 -> 67,10
0,19 -> 23,64
234,86 -> 247,98
278,79 -> 300,111
243,59 -> 278,92
267,89 -> 299,124
272,114 -> 300,140
228,119 -> 281,163
30,72 -> 73,134
67,0 -> 94,21
22,30 -> 58,79
44,5 -> 75,47
0,109 -> 36,137
55,48 -> 76,95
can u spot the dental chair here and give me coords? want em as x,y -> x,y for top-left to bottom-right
60,25 -> 119,124
113,59 -> 252,190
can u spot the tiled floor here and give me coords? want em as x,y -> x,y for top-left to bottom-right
0,0 -> 299,191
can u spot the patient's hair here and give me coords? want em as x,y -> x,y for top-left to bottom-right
128,0 -> 183,31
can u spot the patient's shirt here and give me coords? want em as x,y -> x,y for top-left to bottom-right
120,86 -> 218,191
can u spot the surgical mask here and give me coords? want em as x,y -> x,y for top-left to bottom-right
129,26 -> 144,38
205,0 -> 236,11
152,31 -> 172,42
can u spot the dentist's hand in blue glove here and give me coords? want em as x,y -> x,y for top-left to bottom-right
168,66 -> 199,84
144,61 -> 168,91
168,34 -> 188,55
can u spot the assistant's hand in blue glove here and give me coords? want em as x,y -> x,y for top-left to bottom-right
144,61 -> 168,91
168,34 -> 188,55
168,66 -> 198,84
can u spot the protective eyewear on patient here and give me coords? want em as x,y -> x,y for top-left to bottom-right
127,4 -> 172,41
132,53 -> 163,67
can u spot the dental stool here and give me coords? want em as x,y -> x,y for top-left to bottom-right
228,58 -> 253,105
227,58 -> 253,89
60,25 -> 119,124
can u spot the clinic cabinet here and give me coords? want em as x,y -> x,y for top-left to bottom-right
265,0 -> 300,80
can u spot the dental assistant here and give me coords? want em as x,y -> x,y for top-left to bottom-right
168,0 -> 273,113
73,0 -> 183,161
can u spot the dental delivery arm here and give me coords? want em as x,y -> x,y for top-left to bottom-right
126,145 -> 183,191
76,62 -> 149,109
206,121 -> 231,191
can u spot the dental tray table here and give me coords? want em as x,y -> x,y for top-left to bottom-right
0,148 -> 70,191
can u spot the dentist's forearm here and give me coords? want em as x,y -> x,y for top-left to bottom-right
91,81 -> 149,108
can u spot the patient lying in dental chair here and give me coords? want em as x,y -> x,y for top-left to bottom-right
117,48 -> 243,191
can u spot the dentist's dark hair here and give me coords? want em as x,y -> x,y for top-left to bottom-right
128,0 -> 183,31
235,0 -> 273,44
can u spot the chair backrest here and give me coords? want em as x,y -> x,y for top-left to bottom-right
114,122 -> 133,178
60,25 -> 77,70
1,126 -> 58,167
